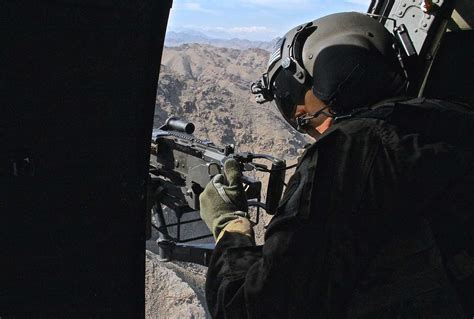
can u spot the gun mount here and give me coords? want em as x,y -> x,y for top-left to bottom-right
148,117 -> 288,265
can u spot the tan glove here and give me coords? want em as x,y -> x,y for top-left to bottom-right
199,159 -> 252,240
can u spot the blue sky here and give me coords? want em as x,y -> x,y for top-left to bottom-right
167,0 -> 372,41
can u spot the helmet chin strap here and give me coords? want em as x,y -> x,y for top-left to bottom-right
295,105 -> 334,133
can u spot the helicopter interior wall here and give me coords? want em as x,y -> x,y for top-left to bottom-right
449,0 -> 473,30
423,30 -> 474,106
1,0 -> 171,316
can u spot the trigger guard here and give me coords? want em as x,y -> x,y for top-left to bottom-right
208,162 -> 221,177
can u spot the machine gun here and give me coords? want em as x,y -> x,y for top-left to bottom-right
147,117 -> 288,265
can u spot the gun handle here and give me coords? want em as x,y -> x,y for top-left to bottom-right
266,160 -> 286,214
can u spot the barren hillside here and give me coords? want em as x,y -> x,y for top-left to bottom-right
154,44 -> 310,160
147,44 -> 312,318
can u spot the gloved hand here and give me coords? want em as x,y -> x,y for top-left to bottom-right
199,159 -> 249,239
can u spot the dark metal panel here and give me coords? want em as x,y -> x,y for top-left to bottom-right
1,0 -> 172,316
369,0 -> 456,95
423,30 -> 474,105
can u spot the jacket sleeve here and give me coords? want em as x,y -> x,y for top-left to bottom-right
205,219 -> 311,319
204,130 -> 369,319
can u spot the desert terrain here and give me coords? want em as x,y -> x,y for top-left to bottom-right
146,42 -> 310,318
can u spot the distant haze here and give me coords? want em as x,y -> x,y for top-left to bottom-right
165,30 -> 277,51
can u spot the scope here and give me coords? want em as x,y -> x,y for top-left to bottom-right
164,116 -> 195,134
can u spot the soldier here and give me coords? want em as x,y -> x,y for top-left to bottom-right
200,12 -> 473,318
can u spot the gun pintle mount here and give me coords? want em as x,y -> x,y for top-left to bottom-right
147,117 -> 288,265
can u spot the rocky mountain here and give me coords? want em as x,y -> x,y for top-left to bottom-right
147,43 -> 312,318
154,43 -> 310,161
164,31 -> 276,51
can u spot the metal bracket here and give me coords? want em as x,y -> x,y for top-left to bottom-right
395,24 -> 418,56
390,0 -> 444,54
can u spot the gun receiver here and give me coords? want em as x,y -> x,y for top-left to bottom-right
148,117 -> 287,265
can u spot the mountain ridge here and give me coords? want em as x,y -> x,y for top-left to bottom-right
165,31 -> 278,51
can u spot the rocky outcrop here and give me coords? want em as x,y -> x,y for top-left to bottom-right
145,251 -> 209,319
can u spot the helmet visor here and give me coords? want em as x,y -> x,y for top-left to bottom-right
272,68 -> 308,129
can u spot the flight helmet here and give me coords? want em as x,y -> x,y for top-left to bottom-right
251,12 -> 409,130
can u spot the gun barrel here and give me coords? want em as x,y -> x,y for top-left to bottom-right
165,117 -> 195,134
